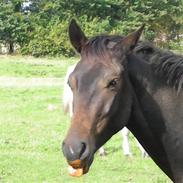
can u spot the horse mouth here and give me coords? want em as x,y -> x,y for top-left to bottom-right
67,158 -> 92,177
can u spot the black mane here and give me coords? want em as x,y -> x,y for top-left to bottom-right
134,42 -> 183,93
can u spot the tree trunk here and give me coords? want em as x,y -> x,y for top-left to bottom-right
8,41 -> 14,54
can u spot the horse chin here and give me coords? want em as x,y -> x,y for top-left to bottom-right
67,156 -> 94,177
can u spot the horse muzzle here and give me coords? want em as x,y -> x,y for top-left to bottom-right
62,138 -> 94,177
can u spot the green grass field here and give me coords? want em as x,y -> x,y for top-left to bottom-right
0,56 -> 171,183
0,55 -> 76,78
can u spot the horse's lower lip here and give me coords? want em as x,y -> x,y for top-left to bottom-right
67,156 -> 94,177
67,159 -> 89,176
68,165 -> 89,177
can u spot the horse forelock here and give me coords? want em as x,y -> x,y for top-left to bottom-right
81,35 -> 123,66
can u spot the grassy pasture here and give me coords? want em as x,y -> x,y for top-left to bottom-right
0,56 -> 171,183
0,55 -> 76,78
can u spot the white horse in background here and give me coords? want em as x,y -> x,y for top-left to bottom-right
63,64 -> 148,157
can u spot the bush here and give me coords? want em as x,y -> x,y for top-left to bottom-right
21,21 -> 75,57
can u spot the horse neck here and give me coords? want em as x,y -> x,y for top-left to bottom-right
126,92 -> 174,180
126,54 -> 175,180
126,55 -> 161,151
127,54 -> 156,89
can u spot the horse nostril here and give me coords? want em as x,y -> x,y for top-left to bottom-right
62,141 -> 66,150
62,141 -> 66,156
79,142 -> 86,158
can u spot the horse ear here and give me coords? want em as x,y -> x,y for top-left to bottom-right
121,24 -> 145,52
69,19 -> 87,53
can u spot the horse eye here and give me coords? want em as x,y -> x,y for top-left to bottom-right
107,79 -> 118,89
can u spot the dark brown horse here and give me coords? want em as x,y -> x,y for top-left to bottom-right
62,19 -> 183,182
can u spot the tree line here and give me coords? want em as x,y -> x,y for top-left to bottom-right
0,0 -> 183,57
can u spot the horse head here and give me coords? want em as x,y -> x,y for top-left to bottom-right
62,19 -> 144,176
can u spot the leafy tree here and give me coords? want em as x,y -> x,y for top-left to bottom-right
1,0 -> 183,56
0,0 -> 31,53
